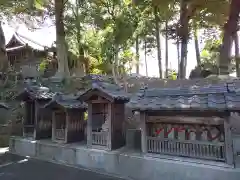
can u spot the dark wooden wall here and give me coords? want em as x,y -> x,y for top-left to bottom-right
111,103 -> 125,149
66,109 -> 85,143
35,101 -> 52,140
24,101 -> 35,125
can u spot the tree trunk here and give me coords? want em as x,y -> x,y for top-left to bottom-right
75,0 -> 86,76
193,23 -> 201,66
178,0 -> 189,79
112,46 -> 120,87
219,0 -> 240,75
177,37 -> 180,74
165,20 -> 169,78
154,7 -> 162,78
234,32 -> 240,77
144,39 -> 148,76
54,0 -> 70,79
135,36 -> 140,74
0,21 -> 8,73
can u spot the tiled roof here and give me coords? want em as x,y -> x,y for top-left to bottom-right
127,83 -> 240,112
79,82 -> 130,102
0,102 -> 9,109
16,85 -> 55,101
44,93 -> 87,110
6,32 -> 52,51
143,83 -> 228,97
225,93 -> 240,110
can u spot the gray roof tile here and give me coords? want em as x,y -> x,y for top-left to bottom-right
225,93 -> 240,110
44,93 -> 87,110
16,86 -> 54,101
226,81 -> 240,93
127,85 -> 239,111
144,83 -> 228,97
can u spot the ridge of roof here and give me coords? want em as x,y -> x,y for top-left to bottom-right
78,81 -> 130,102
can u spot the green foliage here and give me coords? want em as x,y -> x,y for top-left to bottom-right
84,112 -> 88,121
0,0 -> 235,78
38,59 -> 48,73
166,69 -> 177,80
194,37 -> 227,76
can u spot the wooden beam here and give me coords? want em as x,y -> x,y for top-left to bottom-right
91,100 -> 109,104
147,116 -> 224,125
224,115 -> 234,166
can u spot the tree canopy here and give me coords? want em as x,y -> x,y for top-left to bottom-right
0,0 -> 240,80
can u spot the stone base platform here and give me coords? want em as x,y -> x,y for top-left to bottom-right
9,136 -> 240,180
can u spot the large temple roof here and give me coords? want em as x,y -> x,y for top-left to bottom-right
6,32 -> 50,52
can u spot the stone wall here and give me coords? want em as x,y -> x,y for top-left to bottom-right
9,138 -> 240,180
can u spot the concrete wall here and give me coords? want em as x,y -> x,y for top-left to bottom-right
9,137 -> 36,157
0,108 -> 10,124
9,137 -> 240,180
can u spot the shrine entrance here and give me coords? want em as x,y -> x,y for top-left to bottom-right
24,100 -> 35,137
54,111 -> 66,141
91,101 -> 108,147
78,82 -> 129,150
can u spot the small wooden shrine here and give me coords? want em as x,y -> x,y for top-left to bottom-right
44,94 -> 87,143
0,102 -> 9,109
78,82 -> 129,150
16,86 -> 54,139
128,83 -> 240,165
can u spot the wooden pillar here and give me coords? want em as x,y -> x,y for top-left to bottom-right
23,102 -> 27,125
34,101 -> 38,139
23,102 -> 28,137
224,115 -> 234,165
52,111 -> 56,142
65,110 -> 69,143
140,111 -> 147,153
107,103 -> 112,150
79,111 -> 85,140
87,104 -> 92,148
